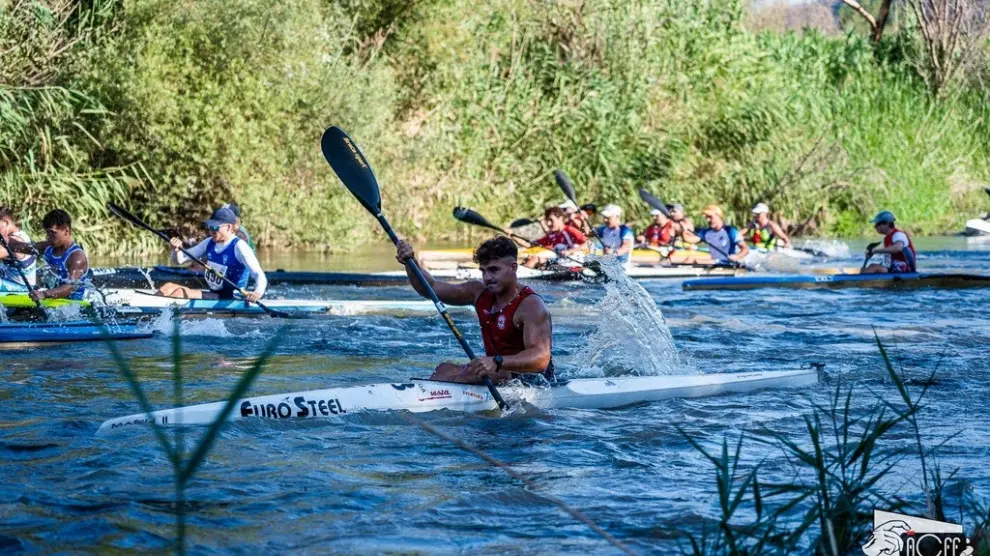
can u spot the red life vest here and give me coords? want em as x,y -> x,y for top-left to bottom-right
535,226 -> 586,250
473,286 -> 554,379
644,222 -> 673,246
884,227 -> 916,271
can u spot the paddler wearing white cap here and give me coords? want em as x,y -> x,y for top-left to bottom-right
156,206 -> 268,301
637,207 -> 673,247
594,204 -> 635,264
740,202 -> 792,250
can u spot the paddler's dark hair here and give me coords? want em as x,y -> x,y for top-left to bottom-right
543,206 -> 565,220
474,235 -> 518,264
42,209 -> 72,229
0,206 -> 15,223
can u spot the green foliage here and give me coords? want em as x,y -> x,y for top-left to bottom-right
2,0 -> 989,254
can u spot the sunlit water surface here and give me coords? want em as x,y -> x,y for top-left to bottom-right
1,238 -> 989,553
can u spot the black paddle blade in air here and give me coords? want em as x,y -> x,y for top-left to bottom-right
509,218 -> 537,228
321,127 -> 381,215
452,207 -> 499,231
638,189 -> 670,218
554,169 -> 577,204
108,202 -> 170,241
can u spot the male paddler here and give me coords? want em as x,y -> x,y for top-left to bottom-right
676,204 -> 749,266
5,209 -> 90,300
741,202 -> 792,250
523,206 -> 587,268
637,208 -> 673,247
0,206 -> 37,288
157,206 -> 267,301
863,210 -> 916,274
396,235 -> 554,385
594,204 -> 635,265
221,201 -> 256,249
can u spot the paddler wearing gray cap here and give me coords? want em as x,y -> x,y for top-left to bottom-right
863,210 -> 917,274
740,202 -> 792,250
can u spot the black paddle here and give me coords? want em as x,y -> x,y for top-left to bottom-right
320,126 -> 508,410
638,188 -> 741,269
555,169 -> 601,242
861,241 -> 882,271
106,203 -> 295,319
509,218 -> 538,228
0,233 -> 48,319
452,207 -> 599,275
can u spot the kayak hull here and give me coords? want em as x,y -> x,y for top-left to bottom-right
97,367 -> 819,433
0,320 -> 151,344
683,272 -> 990,291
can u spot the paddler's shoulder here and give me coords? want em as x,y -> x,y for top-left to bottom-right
517,288 -> 550,317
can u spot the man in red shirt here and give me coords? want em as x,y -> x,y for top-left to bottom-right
523,206 -> 587,267
396,236 -> 554,384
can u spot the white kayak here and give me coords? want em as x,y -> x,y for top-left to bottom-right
401,264 -> 740,281
964,218 -> 990,236
98,289 -> 467,317
97,367 -> 820,433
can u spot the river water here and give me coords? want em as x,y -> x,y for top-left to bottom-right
2,237 -> 988,553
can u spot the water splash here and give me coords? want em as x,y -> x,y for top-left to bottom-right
798,239 -> 850,259
143,307 -> 235,337
570,256 -> 685,378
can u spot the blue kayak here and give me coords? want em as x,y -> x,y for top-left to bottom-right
682,272 -> 990,291
0,320 -> 152,344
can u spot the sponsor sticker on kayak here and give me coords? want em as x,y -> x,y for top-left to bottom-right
862,509 -> 971,556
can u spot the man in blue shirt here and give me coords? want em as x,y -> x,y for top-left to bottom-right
594,204 -> 635,265
676,204 -> 749,266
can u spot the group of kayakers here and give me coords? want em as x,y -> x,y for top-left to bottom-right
0,202 -> 268,303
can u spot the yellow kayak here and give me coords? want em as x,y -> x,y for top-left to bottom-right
0,294 -> 91,309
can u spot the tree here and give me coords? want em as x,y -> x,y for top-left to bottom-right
909,0 -> 990,98
839,0 -> 897,42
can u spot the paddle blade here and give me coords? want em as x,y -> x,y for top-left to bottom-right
453,207 -> 499,231
108,202 -> 170,241
321,127 -> 381,215
554,169 -> 577,204
638,189 -> 670,218
509,218 -> 538,228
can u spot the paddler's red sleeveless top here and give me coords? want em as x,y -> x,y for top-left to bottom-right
884,227 -> 916,271
474,286 -> 554,379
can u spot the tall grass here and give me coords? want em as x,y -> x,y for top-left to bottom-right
2,0 -> 989,254
679,332 -> 990,555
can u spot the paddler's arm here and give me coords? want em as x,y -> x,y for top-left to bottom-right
727,238 -> 750,263
233,241 -> 267,303
170,238 -> 209,266
395,240 -> 483,305
770,222 -> 792,247
4,238 -> 48,256
675,224 -> 702,245
31,250 -> 88,300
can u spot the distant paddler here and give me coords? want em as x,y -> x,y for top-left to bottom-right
741,202 -> 792,250
594,204 -> 635,266
5,209 -> 91,301
675,204 -> 750,266
396,235 -> 554,385
157,206 -> 268,302
0,206 -> 37,289
863,210 -> 916,274
522,206 -> 588,268
221,201 -> 256,250
637,207 -> 673,248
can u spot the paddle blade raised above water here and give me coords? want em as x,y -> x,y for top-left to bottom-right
555,169 -> 577,205
638,189 -> 670,218
453,206 -> 500,231
321,126 -> 382,215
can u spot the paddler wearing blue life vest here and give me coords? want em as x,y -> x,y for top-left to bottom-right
0,206 -> 37,289
863,210 -> 917,274
594,204 -> 635,265
395,235 -> 554,385
157,206 -> 267,302
740,202 -> 792,250
5,209 -> 90,301
676,204 -> 750,265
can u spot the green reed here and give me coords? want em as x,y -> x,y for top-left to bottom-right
679,333 -> 990,555
104,318 -> 284,554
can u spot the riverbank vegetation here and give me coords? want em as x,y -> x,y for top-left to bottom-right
3,0 -> 989,253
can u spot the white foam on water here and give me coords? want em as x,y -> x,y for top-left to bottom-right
570,256 -> 686,378
799,239 -> 851,259
744,252 -> 801,273
142,307 -> 235,337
